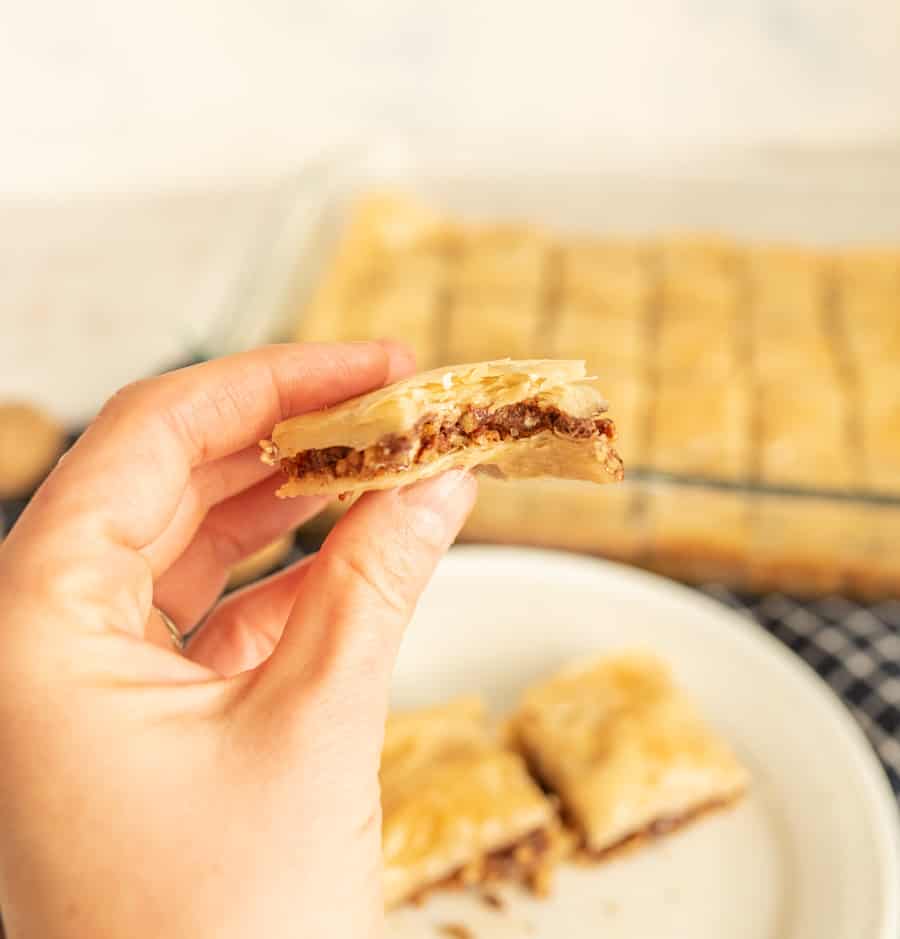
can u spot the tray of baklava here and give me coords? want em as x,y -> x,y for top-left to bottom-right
289,182 -> 900,598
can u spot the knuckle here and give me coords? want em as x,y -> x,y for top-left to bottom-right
402,504 -> 452,555
329,549 -> 410,620
204,519 -> 248,570
160,396 -> 212,465
97,378 -> 150,422
163,383 -> 247,465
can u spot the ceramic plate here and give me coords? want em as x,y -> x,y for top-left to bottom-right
386,547 -> 899,939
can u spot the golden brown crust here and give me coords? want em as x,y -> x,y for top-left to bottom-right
405,824 -> 568,910
651,381 -> 750,481
509,652 -> 748,855
847,505 -> 900,599
574,794 -> 745,864
747,497 -> 874,596
554,307 -> 645,373
644,488 -> 751,586
381,697 -> 558,909
757,383 -> 853,489
296,193 -> 452,346
266,360 -> 593,453
446,293 -> 544,364
462,477 -> 645,562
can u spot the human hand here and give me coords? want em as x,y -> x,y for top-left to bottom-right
0,342 -> 477,939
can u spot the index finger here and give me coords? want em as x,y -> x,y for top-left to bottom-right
25,341 -> 413,552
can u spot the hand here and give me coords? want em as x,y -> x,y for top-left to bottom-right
0,342 -> 477,939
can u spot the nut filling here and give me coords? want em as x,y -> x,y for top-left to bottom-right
410,827 -> 559,906
280,397 -> 617,483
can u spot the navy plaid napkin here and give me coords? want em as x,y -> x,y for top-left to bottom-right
703,585 -> 900,799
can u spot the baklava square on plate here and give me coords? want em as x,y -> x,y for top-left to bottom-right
509,652 -> 748,857
381,697 -> 561,909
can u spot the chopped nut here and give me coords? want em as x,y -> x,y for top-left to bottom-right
513,842 -> 535,865
460,857 -> 484,885
437,925 -> 473,939
459,410 -> 479,433
282,397 -> 617,484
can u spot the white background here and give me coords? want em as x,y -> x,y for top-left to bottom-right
2,0 -> 899,195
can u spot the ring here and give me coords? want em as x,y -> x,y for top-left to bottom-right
154,606 -> 185,652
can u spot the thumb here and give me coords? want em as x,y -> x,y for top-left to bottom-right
246,470 -> 477,733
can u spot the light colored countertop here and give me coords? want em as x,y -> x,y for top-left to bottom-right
2,0 -> 900,195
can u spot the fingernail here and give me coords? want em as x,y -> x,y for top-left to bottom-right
377,338 -> 417,367
401,469 -> 473,507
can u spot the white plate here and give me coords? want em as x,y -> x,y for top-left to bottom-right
386,546 -> 900,939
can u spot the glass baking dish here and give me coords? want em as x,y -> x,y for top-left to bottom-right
207,137 -> 900,598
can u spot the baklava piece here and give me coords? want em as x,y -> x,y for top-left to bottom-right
650,379 -> 749,481
509,652 -> 748,859
297,193 -> 452,347
656,312 -> 739,377
456,224 -> 550,295
464,477 -> 645,563
847,504 -> 900,598
746,245 -> 827,321
757,382 -> 853,489
645,486 -> 751,585
381,697 -> 562,909
747,496 -> 862,595
0,401 -> 66,499
559,237 -> 650,311
261,359 -> 623,498
860,387 -> 900,495
656,233 -> 740,318
445,293 -> 544,364
553,306 -> 645,375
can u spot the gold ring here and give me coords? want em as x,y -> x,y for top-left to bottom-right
154,606 -> 185,652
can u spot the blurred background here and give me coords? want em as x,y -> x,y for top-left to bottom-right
3,0 -> 900,414
3,0 -> 900,196
1,1 -> 899,698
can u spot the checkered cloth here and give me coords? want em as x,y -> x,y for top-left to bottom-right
703,586 -> 900,799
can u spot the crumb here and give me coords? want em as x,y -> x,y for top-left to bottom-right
602,900 -> 620,915
480,889 -> 505,911
437,925 -> 474,939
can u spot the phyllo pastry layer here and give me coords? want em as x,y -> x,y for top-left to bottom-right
261,359 -> 623,497
381,697 -> 562,909
509,652 -> 748,857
